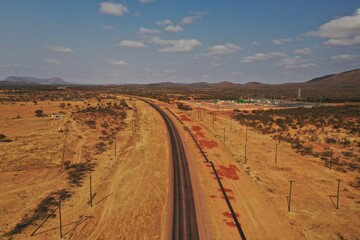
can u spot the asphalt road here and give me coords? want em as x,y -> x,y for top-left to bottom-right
144,100 -> 199,240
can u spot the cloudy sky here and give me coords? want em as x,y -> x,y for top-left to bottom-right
0,1 -> 359,84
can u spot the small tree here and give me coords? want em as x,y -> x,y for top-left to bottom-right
120,99 -> 128,108
34,109 -> 44,117
59,103 -> 66,108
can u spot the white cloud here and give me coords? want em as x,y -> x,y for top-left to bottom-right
243,52 -> 286,63
152,37 -> 202,52
163,69 -> 176,73
330,54 -> 359,61
188,56 -> 200,60
307,8 -> 360,46
99,2 -> 128,17
272,38 -> 292,45
230,72 -> 242,76
119,40 -> 147,48
180,11 -> 208,25
138,27 -> 161,35
211,63 -> 222,67
140,0 -> 154,4
101,25 -> 114,30
45,58 -> 62,64
207,44 -> 241,55
0,63 -> 20,68
293,48 -> 312,54
108,60 -> 129,66
252,41 -> 259,46
278,56 -> 316,68
47,45 -> 73,53
164,25 -> 183,33
156,20 -> 173,26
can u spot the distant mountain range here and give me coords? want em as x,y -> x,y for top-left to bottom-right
304,69 -> 359,86
0,76 -> 70,85
0,68 -> 359,87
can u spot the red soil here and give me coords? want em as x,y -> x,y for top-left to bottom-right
219,188 -> 233,193
192,125 -> 205,138
192,126 -> 202,131
180,115 -> 190,121
223,212 -> 240,218
221,195 -> 235,200
199,139 -> 218,149
217,165 -> 240,180
226,222 -> 237,227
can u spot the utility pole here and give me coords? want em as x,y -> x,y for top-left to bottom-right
230,119 -> 232,130
336,179 -> 341,210
223,127 -> 226,142
90,175 -> 93,207
61,121 -> 69,169
114,137 -> 117,157
288,179 -> 294,212
278,134 -> 281,144
275,144 -> 278,165
244,145 -> 247,164
245,127 -> 248,142
59,201 -> 63,238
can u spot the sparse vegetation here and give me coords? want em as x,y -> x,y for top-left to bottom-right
5,189 -> 72,236
176,102 -> 192,111
233,105 -> 359,173
67,162 -> 95,186
34,109 -> 44,117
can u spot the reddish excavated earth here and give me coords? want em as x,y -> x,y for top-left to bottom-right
166,102 -> 360,240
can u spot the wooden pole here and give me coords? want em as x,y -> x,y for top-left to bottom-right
246,127 -> 248,142
288,179 -> 294,212
336,179 -> 341,209
90,175 -> 93,207
114,137 -> 117,157
61,122 -> 68,170
223,128 -> 226,142
275,144 -> 278,165
59,201 -> 63,238
244,145 -> 247,164
278,134 -> 281,144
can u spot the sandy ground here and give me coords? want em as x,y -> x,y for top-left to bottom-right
165,103 -> 359,240
0,98 -> 169,239
1,97 -> 358,239
0,101 -> 74,238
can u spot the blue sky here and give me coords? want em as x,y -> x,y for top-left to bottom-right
0,0 -> 359,84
